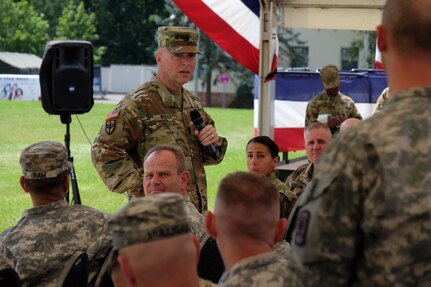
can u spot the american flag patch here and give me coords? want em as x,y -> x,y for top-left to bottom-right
106,109 -> 120,120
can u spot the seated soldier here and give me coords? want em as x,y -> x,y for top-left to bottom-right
246,136 -> 296,218
340,117 -> 361,133
107,193 -> 204,287
0,141 -> 112,286
373,86 -> 391,114
205,172 -> 303,286
142,144 -> 207,243
285,122 -> 332,197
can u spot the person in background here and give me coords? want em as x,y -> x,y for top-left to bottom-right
107,193 -> 202,287
284,122 -> 332,198
373,86 -> 390,114
246,136 -> 296,218
142,144 -> 207,243
91,26 -> 228,213
0,141 -> 112,287
305,64 -> 362,136
339,117 -> 361,132
291,0 -> 431,285
205,172 -> 302,287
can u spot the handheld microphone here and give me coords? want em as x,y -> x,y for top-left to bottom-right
190,109 -> 218,160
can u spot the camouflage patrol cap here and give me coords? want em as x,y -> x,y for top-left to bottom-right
320,64 -> 340,89
20,141 -> 72,180
107,193 -> 191,250
158,26 -> 201,54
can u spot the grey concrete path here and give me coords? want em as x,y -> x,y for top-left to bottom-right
93,93 -> 125,104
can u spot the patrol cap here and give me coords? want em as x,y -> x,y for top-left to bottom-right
20,141 -> 72,180
158,26 -> 201,54
107,193 -> 191,250
320,64 -> 340,89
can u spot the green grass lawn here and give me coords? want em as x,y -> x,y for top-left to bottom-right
0,100 -> 305,231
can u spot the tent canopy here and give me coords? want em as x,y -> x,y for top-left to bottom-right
279,0 -> 386,30
0,52 -> 42,74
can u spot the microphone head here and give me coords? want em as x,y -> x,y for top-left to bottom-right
190,109 -> 203,124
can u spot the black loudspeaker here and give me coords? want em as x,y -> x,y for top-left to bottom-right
40,40 -> 94,114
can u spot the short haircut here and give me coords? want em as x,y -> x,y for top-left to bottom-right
383,0 -> 431,54
246,136 -> 280,159
144,144 -> 186,173
24,170 -> 68,195
216,172 -> 279,240
304,122 -> 331,136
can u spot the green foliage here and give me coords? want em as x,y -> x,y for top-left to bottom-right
90,0 -> 168,65
0,0 -> 49,55
349,31 -> 377,68
55,0 -> 105,63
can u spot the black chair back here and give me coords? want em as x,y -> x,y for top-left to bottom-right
198,237 -> 224,284
57,251 -> 89,287
0,265 -> 21,287
93,248 -> 114,287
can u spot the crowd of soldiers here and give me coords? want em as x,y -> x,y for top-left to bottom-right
1,0 -> 431,286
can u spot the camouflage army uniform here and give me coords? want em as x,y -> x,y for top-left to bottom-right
305,90 -> 362,135
373,87 -> 390,115
218,250 -> 302,287
183,196 -> 207,243
292,88 -> 431,286
284,162 -> 313,198
91,75 -> 228,212
0,200 -> 112,287
268,171 -> 296,218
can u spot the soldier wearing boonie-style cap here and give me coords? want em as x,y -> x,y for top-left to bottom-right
305,64 -> 362,136
91,26 -> 227,213
108,193 -> 209,286
0,141 -> 112,287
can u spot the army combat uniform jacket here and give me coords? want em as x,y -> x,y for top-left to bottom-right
292,88 -> 431,286
183,196 -> 207,244
268,171 -> 297,218
305,91 -> 362,135
284,162 -> 313,198
0,200 -> 112,287
91,75 -> 228,212
218,250 -> 303,287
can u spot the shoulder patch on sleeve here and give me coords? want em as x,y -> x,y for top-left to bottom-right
106,109 -> 120,121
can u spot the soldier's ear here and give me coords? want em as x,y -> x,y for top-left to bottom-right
205,211 -> 217,238
274,217 -> 288,244
118,255 -> 137,286
19,176 -> 30,193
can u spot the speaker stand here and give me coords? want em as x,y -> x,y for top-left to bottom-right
60,114 -> 82,205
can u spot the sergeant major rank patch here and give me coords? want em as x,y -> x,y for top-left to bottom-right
105,120 -> 116,135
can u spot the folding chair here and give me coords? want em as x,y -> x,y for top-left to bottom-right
57,251 -> 89,287
0,265 -> 21,287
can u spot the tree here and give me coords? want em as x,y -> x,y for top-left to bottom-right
0,0 -> 49,56
28,0 -> 65,38
56,0 -> 105,63
89,0 -> 168,65
349,31 -> 376,69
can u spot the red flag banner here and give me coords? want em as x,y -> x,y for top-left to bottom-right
375,40 -> 384,69
173,0 -> 277,78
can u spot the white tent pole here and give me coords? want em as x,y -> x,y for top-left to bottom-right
258,0 -> 277,137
